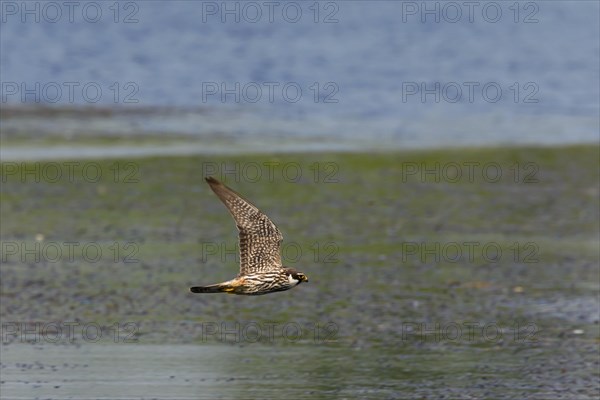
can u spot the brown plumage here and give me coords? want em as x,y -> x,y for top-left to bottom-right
189,177 -> 308,295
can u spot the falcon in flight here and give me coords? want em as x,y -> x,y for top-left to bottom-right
190,177 -> 308,295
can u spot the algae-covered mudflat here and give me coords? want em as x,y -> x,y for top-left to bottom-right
1,145 -> 599,399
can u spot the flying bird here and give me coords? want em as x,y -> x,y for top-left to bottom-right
190,177 -> 308,295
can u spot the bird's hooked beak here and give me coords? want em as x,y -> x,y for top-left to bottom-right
300,274 -> 308,283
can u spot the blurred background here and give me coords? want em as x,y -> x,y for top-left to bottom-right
2,1 -> 598,156
1,1 -> 599,399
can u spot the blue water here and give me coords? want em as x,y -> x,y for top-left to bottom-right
1,1 -> 599,147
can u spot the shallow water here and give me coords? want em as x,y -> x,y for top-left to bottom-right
1,148 -> 598,399
1,2 -> 599,146
1,338 -> 597,399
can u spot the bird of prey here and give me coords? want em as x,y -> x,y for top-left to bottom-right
190,177 -> 308,295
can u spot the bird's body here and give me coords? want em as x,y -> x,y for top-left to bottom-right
189,177 -> 308,296
190,269 -> 303,295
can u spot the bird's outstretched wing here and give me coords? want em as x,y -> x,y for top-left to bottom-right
205,177 -> 284,275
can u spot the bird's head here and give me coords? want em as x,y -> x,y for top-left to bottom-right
285,268 -> 308,284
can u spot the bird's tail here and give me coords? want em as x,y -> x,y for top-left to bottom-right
189,284 -> 234,294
